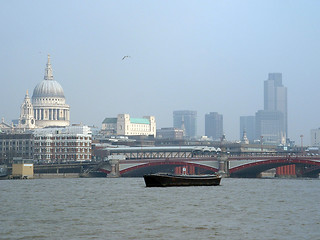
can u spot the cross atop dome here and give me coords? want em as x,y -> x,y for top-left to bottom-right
44,54 -> 54,80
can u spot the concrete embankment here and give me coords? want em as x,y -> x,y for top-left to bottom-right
33,173 -> 81,179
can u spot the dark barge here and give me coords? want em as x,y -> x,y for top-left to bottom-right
143,173 -> 221,187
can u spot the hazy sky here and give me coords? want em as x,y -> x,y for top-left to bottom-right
1,1 -> 319,145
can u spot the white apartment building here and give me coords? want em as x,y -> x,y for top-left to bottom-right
33,125 -> 92,163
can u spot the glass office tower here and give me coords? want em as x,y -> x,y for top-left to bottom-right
173,110 -> 197,139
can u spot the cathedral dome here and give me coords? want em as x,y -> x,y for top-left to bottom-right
32,80 -> 65,98
30,54 -> 70,128
31,54 -> 65,99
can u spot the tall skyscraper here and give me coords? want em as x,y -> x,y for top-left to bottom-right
264,73 -> 287,136
240,116 -> 255,142
205,112 -> 223,141
173,110 -> 197,138
255,73 -> 287,145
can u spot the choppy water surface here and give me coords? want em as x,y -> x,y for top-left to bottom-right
1,177 -> 319,240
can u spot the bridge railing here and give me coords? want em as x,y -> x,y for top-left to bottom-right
107,150 -> 308,160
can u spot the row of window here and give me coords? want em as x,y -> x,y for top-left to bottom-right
0,153 -> 32,158
0,141 -> 32,145
126,132 -> 150,135
34,142 -> 90,147
34,98 -> 63,102
0,147 -> 32,151
34,136 -> 91,140
34,154 -> 91,160
35,148 -> 90,153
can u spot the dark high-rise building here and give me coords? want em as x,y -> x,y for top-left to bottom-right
205,112 -> 223,141
173,110 -> 197,138
240,116 -> 255,142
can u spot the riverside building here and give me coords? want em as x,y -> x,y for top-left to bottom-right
33,125 -> 92,163
102,114 -> 156,137
0,133 -> 34,164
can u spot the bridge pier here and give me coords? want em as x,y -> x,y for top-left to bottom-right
107,159 -> 120,178
218,155 -> 229,177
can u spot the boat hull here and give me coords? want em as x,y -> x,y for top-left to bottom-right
143,173 -> 221,187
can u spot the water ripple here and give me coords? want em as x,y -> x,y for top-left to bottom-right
0,177 -> 319,240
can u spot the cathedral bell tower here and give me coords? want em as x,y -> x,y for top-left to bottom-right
19,90 -> 36,129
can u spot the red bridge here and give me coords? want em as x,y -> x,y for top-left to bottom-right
104,155 -> 320,178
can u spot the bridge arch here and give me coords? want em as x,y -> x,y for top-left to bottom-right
230,158 -> 320,178
120,160 -> 219,177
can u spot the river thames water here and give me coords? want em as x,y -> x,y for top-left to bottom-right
0,177 -> 319,240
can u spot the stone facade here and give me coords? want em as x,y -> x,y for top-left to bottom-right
117,114 -> 156,137
102,114 -> 156,137
19,91 -> 36,129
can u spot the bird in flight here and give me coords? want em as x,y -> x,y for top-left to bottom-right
122,56 -> 131,60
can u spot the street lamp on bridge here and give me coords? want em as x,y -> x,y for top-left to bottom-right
300,135 -> 304,154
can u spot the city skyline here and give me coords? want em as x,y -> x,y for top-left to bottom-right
1,1 -> 320,145
0,55 -> 315,145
